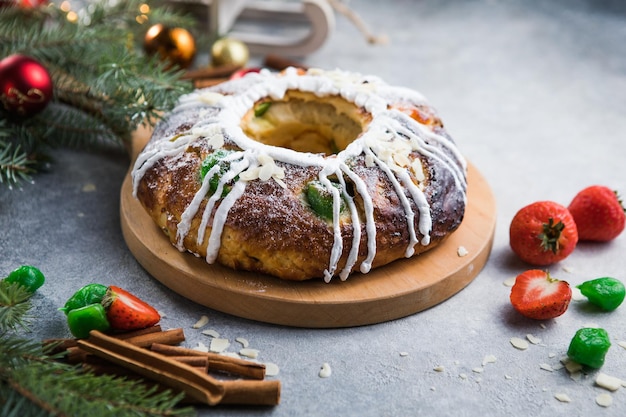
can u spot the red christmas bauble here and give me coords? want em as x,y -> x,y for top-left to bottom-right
0,0 -> 47,7
0,54 -> 53,117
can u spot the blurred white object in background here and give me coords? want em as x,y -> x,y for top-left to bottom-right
166,0 -> 335,57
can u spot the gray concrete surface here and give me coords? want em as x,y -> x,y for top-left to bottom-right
2,0 -> 626,415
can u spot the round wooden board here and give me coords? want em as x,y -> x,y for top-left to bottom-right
120,157 -> 496,328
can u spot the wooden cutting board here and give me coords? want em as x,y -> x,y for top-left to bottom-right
120,127 -> 496,328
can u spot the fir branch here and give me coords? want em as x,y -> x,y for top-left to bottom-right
0,337 -> 195,417
0,282 -> 34,331
0,138 -> 36,188
0,0 -> 195,189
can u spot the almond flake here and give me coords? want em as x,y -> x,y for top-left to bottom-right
503,277 -> 516,287
319,363 -> 332,378
191,315 -> 209,329
595,373 -> 623,392
193,342 -> 209,353
526,334 -> 542,345
510,337 -> 529,350
569,371 -> 582,382
433,365 -> 445,372
482,354 -> 497,366
235,337 -> 249,348
198,91 -> 225,105
539,363 -> 554,372
265,362 -> 280,376
562,358 -> 583,374
554,393 -> 571,403
239,348 -> 260,359
596,393 -> 613,407
201,329 -> 220,338
209,338 -> 230,353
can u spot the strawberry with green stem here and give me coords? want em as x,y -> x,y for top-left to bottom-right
509,201 -> 578,265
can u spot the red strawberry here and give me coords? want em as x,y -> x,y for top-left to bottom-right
568,185 -> 625,242
509,201 -> 578,265
510,269 -> 572,320
102,286 -> 160,331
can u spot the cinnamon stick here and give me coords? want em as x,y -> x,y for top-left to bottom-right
114,325 -> 163,340
122,328 -> 185,348
78,331 -> 280,406
78,331 -> 225,405
221,380 -> 281,406
62,327 -> 185,363
150,343 -> 266,380
169,356 -> 209,368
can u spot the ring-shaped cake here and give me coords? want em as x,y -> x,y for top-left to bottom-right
132,68 -> 467,282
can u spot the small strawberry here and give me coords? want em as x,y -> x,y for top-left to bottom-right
509,201 -> 578,265
510,269 -> 572,320
102,286 -> 160,331
568,185 -> 625,242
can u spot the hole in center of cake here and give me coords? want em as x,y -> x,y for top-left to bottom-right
240,90 -> 371,155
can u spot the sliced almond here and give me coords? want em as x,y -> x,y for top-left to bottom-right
235,337 -> 250,348
596,393 -> 613,407
192,315 -> 209,329
209,338 -> 230,353
510,337 -> 529,350
554,393 -> 571,403
319,363 -> 332,378
595,373 -> 623,392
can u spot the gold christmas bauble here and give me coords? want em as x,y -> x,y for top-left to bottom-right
210,38 -> 249,67
144,23 -> 196,69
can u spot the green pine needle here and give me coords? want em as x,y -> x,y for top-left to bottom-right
0,282 -> 34,331
0,0 -> 195,189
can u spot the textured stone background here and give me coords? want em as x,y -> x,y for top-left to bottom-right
3,0 -> 626,415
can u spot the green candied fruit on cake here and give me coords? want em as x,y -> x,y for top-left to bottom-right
200,149 -> 235,196
254,101 -> 272,117
306,180 -> 346,220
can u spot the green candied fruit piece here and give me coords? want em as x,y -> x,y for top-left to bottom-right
567,327 -> 611,369
4,265 -> 45,293
577,277 -> 625,311
67,303 -> 111,339
306,180 -> 346,221
254,101 -> 272,117
59,283 -> 108,315
200,149 -> 235,196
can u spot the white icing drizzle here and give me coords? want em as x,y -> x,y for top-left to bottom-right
132,68 -> 467,282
